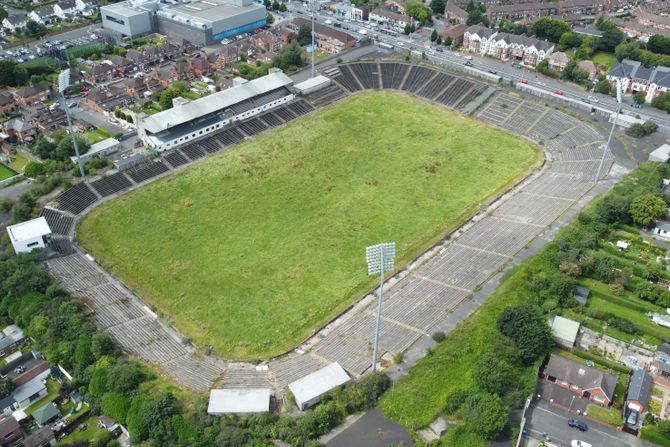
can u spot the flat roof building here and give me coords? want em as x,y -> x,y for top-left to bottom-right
6,217 -> 52,254
551,315 -> 580,350
207,388 -> 271,415
102,0 -> 266,45
70,137 -> 120,165
136,69 -> 294,152
288,362 -> 350,410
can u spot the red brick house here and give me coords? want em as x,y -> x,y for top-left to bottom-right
0,93 -> 17,115
0,417 -> 22,447
543,354 -> 617,407
13,83 -> 51,107
441,24 -> 467,46
187,57 -> 210,78
278,28 -> 296,45
84,63 -> 115,85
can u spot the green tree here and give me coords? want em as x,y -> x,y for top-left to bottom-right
406,0 -> 431,25
89,368 -> 108,397
404,23 -> 412,35
466,0 -> 488,26
272,40 -> 305,71
629,193 -> 666,226
430,0 -> 445,14
531,17 -> 570,43
3,378 -> 15,394
12,66 -> 28,86
0,60 -> 17,86
444,36 -> 453,46
496,303 -> 553,364
102,392 -> 130,425
74,334 -> 94,367
23,161 -> 45,178
263,0 -> 270,8
652,91 -> 670,111
297,24 -> 312,46
272,0 -> 280,10
25,20 -> 47,37
159,87 -> 182,110
472,352 -> 513,395
279,2 -> 287,12
90,429 -> 113,447
648,34 -> 670,55
91,333 -> 116,359
558,31 -> 582,50
594,78 -> 613,95
599,28 -> 624,52
461,393 -> 508,440
0,7 -> 8,22
430,29 -> 438,42
633,90 -> 646,104
55,134 -> 90,161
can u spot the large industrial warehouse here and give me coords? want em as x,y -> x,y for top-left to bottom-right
135,69 -> 294,152
101,0 -> 267,45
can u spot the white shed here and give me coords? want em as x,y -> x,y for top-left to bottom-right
649,144 -> 670,163
207,388 -> 271,415
6,217 -> 51,254
288,362 -> 350,410
294,76 -> 331,95
70,138 -> 120,165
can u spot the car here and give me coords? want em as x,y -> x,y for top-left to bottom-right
397,41 -> 404,46
464,61 -> 473,66
587,95 -> 599,103
553,89 -> 563,95
520,79 -> 528,84
464,55 -> 472,60
68,102 -> 77,108
488,69 -> 497,74
454,52 -> 461,57
568,419 -> 588,432
571,441 -> 591,447
627,410 -> 639,425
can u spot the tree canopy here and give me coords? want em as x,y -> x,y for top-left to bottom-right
629,194 -> 666,226
530,17 -> 570,43
472,352 -> 513,395
461,393 -> 508,439
297,24 -> 312,46
496,303 -> 553,364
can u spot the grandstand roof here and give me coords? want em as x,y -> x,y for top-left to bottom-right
207,388 -> 271,414
141,71 -> 293,134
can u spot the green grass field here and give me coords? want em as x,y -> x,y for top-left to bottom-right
0,163 -> 16,181
593,52 -> 617,70
79,92 -> 541,359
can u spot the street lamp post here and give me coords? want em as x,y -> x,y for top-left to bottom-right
365,242 -> 396,372
58,69 -> 85,178
310,0 -> 315,77
595,78 -> 622,183
568,395 -> 575,412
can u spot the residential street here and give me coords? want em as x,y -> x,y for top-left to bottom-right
524,401 -> 655,447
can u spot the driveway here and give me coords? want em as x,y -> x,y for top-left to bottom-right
524,400 -> 654,447
71,107 -> 125,135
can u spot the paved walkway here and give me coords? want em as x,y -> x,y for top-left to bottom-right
43,61 -> 624,394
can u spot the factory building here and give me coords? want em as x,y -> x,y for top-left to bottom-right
101,0 -> 267,45
135,69 -> 294,152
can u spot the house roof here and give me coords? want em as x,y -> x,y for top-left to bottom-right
551,315 -> 580,345
141,70 -> 293,134
12,369 -> 50,402
0,93 -> 12,106
577,59 -> 597,73
650,144 -> 670,163
445,0 -> 468,19
550,51 -> 570,64
658,344 -> 670,356
466,24 -> 497,39
23,425 -> 55,447
544,354 -> 617,399
7,217 -> 51,243
32,402 -> 59,425
4,15 -> 27,26
14,83 -> 50,98
370,7 -> 410,22
0,395 -> 16,412
5,118 -> 33,133
57,0 -> 77,10
293,17 -> 356,45
627,369 -> 652,406
656,220 -> 670,232
573,24 -> 603,37
32,4 -> 55,17
207,388 -> 271,414
0,417 -> 19,438
574,286 -> 590,298
494,32 -> 554,52
442,24 -> 468,39
288,362 -> 350,408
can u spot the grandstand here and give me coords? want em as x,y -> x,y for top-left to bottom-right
43,62 -> 615,396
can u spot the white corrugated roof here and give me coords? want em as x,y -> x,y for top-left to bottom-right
650,144 -> 670,163
6,217 -> 51,243
294,75 -> 330,93
141,71 -> 293,134
207,388 -> 271,414
288,363 -> 349,408
551,315 -> 580,345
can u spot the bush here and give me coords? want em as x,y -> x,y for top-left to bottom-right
432,331 -> 446,342
23,161 -> 45,178
461,393 -> 508,439
497,303 -> 553,364
444,388 -> 470,415
626,120 -> 658,138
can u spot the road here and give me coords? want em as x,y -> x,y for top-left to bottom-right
525,401 -> 654,447
285,1 -> 670,128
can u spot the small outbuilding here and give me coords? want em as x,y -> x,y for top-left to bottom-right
627,369 -> 652,413
6,217 -> 52,254
550,316 -> 580,351
31,402 -> 59,427
70,137 -> 120,164
650,144 -> 670,163
207,388 -> 271,415
293,76 -> 331,95
288,362 -> 350,410
574,286 -> 590,306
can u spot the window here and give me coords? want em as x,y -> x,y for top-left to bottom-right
27,241 -> 39,248
105,15 -> 125,25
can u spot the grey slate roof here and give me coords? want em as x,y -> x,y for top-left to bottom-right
545,354 -> 617,400
627,369 -> 652,406
466,24 -> 496,39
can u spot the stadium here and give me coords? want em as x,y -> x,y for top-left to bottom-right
41,61 -> 612,394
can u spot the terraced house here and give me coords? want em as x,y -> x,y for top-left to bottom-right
607,58 -> 670,102
464,25 -> 554,66
543,354 -> 617,407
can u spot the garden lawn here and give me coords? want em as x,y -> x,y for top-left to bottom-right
593,52 -> 617,70
57,416 -> 104,446
79,91 -> 541,359
586,404 -> 622,426
642,425 -> 670,447
7,152 -> 29,173
85,128 -> 112,144
0,163 -> 16,181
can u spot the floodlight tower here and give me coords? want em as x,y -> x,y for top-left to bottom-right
58,69 -> 85,178
595,78 -> 622,182
310,0 -> 315,77
365,242 -> 396,372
